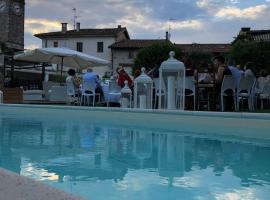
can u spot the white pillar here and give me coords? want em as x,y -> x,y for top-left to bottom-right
121,98 -> 129,108
139,95 -> 146,109
167,76 -> 176,109
0,91 -> 3,104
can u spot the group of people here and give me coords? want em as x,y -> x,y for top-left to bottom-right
65,66 -> 134,102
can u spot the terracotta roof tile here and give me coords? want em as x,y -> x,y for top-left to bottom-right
176,43 -> 231,53
34,28 -> 129,39
109,39 -> 168,49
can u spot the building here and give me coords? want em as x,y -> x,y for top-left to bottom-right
0,0 -> 25,52
109,39 -> 168,74
34,24 -> 130,76
234,27 -> 270,43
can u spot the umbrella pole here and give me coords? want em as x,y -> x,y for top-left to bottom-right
60,56 -> 64,79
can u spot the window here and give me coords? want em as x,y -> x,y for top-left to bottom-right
53,41 -> 58,47
76,42 -> 83,52
97,42 -> 104,53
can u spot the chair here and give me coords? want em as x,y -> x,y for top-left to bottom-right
153,78 -> 166,109
106,80 -> 121,107
237,76 -> 256,111
176,77 -> 196,110
220,75 -> 236,112
80,80 -> 100,106
66,80 -> 80,105
259,84 -> 270,109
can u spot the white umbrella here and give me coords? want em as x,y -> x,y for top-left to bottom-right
14,47 -> 110,76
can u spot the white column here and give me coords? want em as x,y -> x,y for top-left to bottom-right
167,76 -> 176,109
121,98 -> 129,108
0,91 -> 3,104
139,95 -> 147,109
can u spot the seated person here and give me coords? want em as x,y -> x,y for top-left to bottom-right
244,62 -> 256,78
82,68 -> 103,99
117,67 -> 133,88
66,69 -> 80,95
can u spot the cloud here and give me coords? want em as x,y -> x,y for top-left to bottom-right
23,0 -> 270,49
25,18 -> 63,35
215,4 -> 268,19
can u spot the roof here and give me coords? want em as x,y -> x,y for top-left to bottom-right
109,39 -> 168,49
176,43 -> 231,53
244,29 -> 270,41
34,27 -> 130,39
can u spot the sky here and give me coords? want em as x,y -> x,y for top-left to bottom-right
24,0 -> 270,49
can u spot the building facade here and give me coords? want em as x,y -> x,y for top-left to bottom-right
35,24 -> 130,76
109,39 -> 167,74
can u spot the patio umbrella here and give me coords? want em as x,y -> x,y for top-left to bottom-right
14,47 -> 110,76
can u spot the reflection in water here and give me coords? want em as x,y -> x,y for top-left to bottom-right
0,117 -> 270,200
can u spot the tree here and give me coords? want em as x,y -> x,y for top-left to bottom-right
228,40 -> 270,73
188,52 -> 213,68
133,41 -> 182,73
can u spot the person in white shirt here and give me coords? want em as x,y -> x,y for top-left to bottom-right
244,62 -> 256,78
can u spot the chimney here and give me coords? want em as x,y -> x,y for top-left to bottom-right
76,22 -> 80,32
166,31 -> 169,41
61,23 -> 68,33
118,25 -> 122,29
241,27 -> 251,32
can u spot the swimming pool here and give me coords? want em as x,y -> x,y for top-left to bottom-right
0,105 -> 270,200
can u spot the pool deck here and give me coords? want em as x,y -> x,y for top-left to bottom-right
0,168 -> 85,200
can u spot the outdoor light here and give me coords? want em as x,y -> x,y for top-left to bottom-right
120,80 -> 132,108
159,51 -> 185,110
134,67 -> 153,109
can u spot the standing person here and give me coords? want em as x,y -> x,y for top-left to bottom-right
66,69 -> 80,94
82,67 -> 103,99
117,67 -> 133,88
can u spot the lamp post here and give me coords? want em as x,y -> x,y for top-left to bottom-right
120,80 -> 132,108
159,51 -> 185,110
134,68 -> 153,109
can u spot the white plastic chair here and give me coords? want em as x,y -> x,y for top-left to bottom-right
106,80 -> 121,107
80,80 -> 99,106
259,84 -> 270,109
237,76 -> 256,111
220,75 -> 236,112
153,78 -> 166,109
176,77 -> 195,110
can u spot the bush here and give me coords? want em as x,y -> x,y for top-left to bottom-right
133,41 -> 182,73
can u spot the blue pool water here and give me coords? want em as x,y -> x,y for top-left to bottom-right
0,111 -> 270,200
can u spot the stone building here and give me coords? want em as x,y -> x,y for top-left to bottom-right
0,0 -> 25,52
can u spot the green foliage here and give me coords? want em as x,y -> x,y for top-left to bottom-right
188,52 -> 213,67
228,41 -> 270,73
133,41 -> 182,72
49,74 -> 67,83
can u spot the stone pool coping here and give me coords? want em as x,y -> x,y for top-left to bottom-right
1,103 -> 270,120
0,168 -> 85,200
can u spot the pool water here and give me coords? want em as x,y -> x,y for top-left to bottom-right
0,116 -> 270,200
